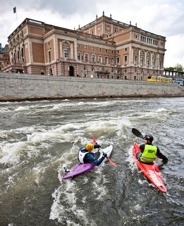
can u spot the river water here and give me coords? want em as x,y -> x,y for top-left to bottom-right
0,97 -> 184,226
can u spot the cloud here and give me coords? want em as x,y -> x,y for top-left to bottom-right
165,35 -> 184,67
0,0 -> 98,15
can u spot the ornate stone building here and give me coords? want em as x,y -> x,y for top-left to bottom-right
0,44 -> 9,72
4,12 -> 166,80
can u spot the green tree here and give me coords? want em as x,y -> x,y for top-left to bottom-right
165,64 -> 183,72
174,64 -> 183,72
165,67 -> 175,71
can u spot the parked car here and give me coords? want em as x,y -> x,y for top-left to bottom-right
173,78 -> 184,86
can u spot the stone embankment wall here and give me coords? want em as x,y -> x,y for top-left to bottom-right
0,73 -> 183,101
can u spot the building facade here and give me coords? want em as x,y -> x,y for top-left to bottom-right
4,12 -> 166,80
0,44 -> 9,72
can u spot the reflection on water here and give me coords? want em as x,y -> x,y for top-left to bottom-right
0,97 -> 184,226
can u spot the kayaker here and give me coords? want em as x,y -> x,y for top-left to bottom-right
78,143 -> 107,166
137,134 -> 168,164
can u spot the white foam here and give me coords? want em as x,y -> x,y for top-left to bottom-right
0,141 -> 26,165
125,145 -> 136,171
50,181 -> 89,225
92,177 -> 108,199
14,106 -> 30,111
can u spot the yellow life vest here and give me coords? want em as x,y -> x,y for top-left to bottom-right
140,144 -> 157,163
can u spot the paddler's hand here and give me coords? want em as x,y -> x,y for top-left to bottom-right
103,152 -> 107,158
162,157 -> 168,164
94,143 -> 101,149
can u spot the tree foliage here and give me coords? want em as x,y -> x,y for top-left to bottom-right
175,64 -> 183,72
165,64 -> 183,72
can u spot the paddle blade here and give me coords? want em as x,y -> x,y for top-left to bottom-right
107,157 -> 117,168
92,137 -> 97,144
132,128 -> 144,139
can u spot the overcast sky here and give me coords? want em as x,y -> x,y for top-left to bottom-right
0,0 -> 184,67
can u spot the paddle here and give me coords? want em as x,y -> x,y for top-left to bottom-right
92,137 -> 117,168
132,128 -> 144,139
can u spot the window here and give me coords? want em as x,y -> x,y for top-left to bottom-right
153,40 -> 158,45
98,55 -> 102,63
117,57 -> 120,64
21,48 -> 24,62
124,55 -> 127,63
141,36 -> 146,42
134,55 -> 137,65
147,38 -> 152,44
17,50 -> 20,61
105,57 -> 108,64
140,51 -> 144,66
91,54 -> 96,63
64,49 -> 69,59
111,58 -> 114,64
84,53 -> 88,62
48,50 -> 51,62
77,52 -> 81,60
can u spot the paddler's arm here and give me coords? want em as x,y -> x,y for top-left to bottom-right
156,147 -> 168,164
86,153 -> 105,166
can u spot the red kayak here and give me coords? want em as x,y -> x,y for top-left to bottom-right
133,143 -> 167,192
